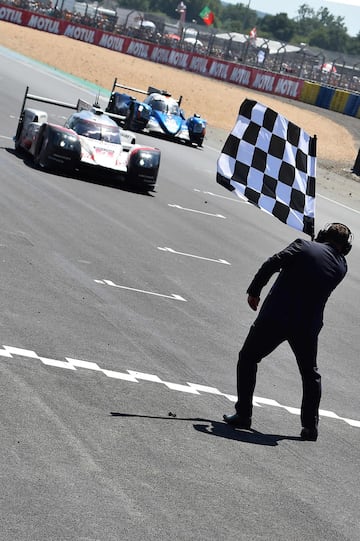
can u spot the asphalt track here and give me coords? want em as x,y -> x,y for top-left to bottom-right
0,47 -> 359,541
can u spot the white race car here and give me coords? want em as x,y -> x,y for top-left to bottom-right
14,87 -> 161,191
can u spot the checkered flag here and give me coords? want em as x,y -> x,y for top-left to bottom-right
217,99 -> 316,237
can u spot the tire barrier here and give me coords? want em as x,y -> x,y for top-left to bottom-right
344,94 -> 360,117
299,81 -> 321,106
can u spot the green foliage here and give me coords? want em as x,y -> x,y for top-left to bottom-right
114,0 -> 360,54
259,13 -> 296,42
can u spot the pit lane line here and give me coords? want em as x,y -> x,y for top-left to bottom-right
1,345 -> 359,429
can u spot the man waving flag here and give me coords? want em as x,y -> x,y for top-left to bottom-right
217,99 -> 316,237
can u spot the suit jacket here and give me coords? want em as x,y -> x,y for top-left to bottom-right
247,239 -> 347,333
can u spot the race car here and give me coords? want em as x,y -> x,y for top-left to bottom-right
14,87 -> 161,191
106,78 -> 207,147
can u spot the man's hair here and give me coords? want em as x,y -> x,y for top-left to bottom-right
315,223 -> 352,255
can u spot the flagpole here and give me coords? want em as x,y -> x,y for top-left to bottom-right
243,0 -> 252,33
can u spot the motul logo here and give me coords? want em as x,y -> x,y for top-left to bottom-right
27,15 -> 60,33
98,34 -> 125,51
252,73 -> 275,91
274,78 -> 300,97
64,25 -> 95,43
0,6 -> 22,23
127,41 -> 149,58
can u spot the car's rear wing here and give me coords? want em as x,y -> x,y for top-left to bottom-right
18,86 -> 80,118
17,86 -> 128,125
110,78 -> 183,106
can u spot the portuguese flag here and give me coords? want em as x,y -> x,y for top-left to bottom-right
199,6 -> 214,25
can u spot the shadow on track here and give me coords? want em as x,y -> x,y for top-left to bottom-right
5,147 -> 156,196
110,412 -> 301,446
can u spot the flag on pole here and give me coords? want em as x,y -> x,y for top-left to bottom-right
249,26 -> 257,44
217,99 -> 316,237
199,6 -> 214,25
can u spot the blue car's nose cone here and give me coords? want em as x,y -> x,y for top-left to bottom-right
154,112 -> 183,135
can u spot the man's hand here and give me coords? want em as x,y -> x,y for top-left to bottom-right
247,295 -> 260,311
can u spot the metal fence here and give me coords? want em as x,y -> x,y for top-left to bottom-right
5,0 -> 360,93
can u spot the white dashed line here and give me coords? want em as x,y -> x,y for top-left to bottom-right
1,345 -> 359,429
157,246 -> 231,265
193,188 -> 248,203
94,279 -> 187,302
168,203 -> 226,218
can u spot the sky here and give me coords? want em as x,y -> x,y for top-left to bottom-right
225,0 -> 360,37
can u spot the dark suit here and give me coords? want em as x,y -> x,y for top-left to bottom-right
236,238 -> 347,429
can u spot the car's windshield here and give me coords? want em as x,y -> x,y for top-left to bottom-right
70,119 -> 121,144
148,98 -> 179,115
150,99 -> 167,112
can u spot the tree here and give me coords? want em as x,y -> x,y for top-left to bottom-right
259,13 -> 296,42
293,4 -> 318,37
221,3 -> 256,33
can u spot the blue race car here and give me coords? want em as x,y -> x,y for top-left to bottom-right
106,78 -> 207,148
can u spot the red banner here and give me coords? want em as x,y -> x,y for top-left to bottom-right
0,3 -> 305,100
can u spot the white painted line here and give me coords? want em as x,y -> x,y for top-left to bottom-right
3,346 -> 39,358
95,279 -> 187,302
281,406 -> 301,415
194,189 -> 247,203
187,383 -> 223,395
168,203 -> 226,219
101,370 -> 138,381
1,344 -> 359,429
318,409 -> 341,419
163,382 -> 200,394
40,357 -> 76,370
222,394 -> 237,402
66,358 -> 102,370
253,397 -> 281,408
0,349 -> 12,358
127,371 -> 163,382
318,193 -> 360,214
194,188 -> 360,215
157,246 -> 231,265
342,418 -> 360,427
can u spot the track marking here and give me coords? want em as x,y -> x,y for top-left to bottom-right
194,188 -> 248,203
157,246 -> 231,265
194,188 -> 360,215
1,345 -> 359,429
317,193 -> 360,214
168,203 -> 226,218
94,279 -> 186,302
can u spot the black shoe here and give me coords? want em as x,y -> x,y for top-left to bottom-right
300,427 -> 318,441
223,413 -> 251,429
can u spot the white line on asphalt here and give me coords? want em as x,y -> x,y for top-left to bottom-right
1,344 -> 359,428
194,189 -> 248,203
317,193 -> 360,214
157,246 -> 231,265
194,187 -> 360,215
94,279 -> 187,302
168,203 -> 226,218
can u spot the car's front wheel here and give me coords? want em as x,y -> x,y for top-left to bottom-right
34,126 -> 51,169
